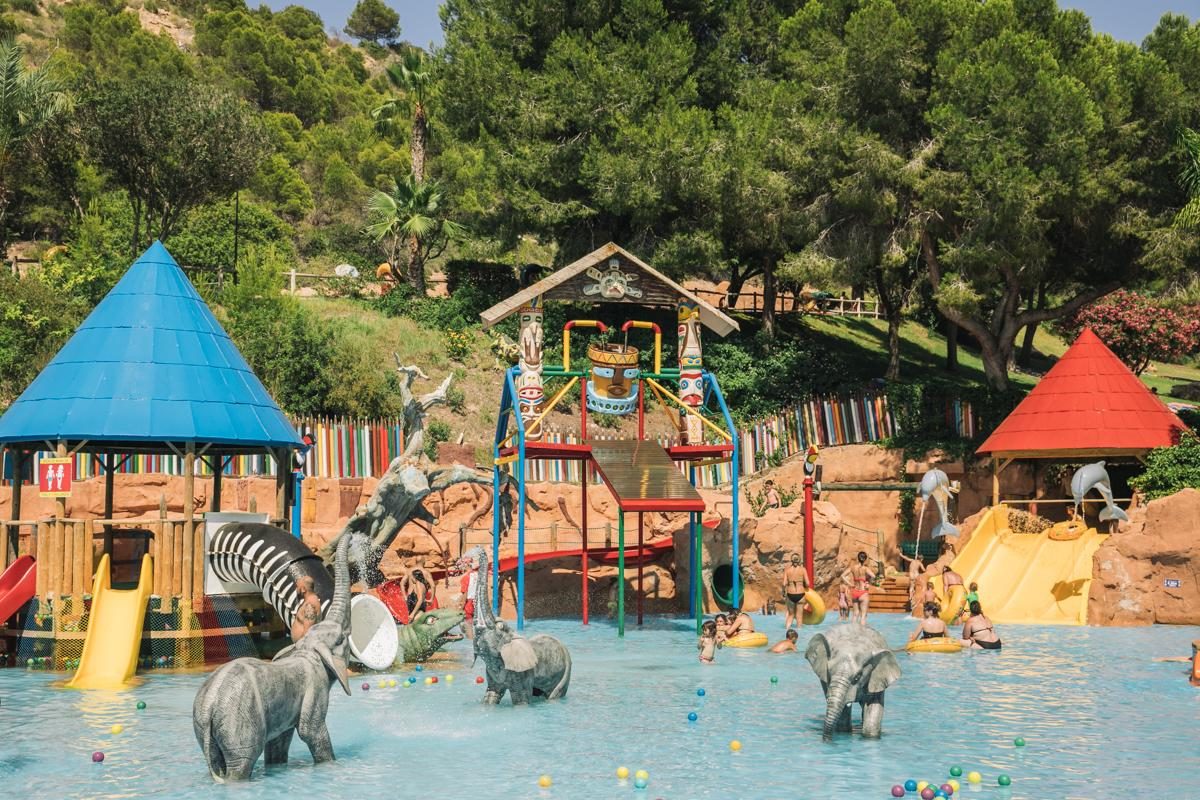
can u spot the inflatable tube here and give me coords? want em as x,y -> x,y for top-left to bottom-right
1047,520 -> 1086,541
906,637 -> 963,653
939,584 -> 967,624
723,631 -> 769,648
802,589 -> 826,625
349,594 -> 400,670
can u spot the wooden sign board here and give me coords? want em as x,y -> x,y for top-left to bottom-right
38,457 -> 73,498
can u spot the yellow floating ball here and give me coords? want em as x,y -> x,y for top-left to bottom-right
538,774 -> 552,788
616,766 -> 629,780
378,681 -> 387,689
445,674 -> 455,682
918,782 -> 930,792
949,779 -> 961,792
110,724 -> 123,735
634,769 -> 649,781
424,676 -> 434,685
967,772 -> 982,784
388,679 -> 397,688
729,740 -> 742,752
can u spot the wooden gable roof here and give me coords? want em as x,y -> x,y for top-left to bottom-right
479,243 -> 740,336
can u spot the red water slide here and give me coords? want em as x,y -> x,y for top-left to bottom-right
0,556 -> 36,625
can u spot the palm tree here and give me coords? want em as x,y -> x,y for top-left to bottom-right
1176,127 -> 1200,230
0,39 -> 72,253
372,50 -> 433,181
366,175 -> 463,293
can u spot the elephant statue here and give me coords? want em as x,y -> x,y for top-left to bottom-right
192,533 -> 354,781
473,620 -> 572,705
805,624 -> 901,741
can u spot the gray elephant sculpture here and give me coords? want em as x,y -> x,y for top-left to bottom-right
805,624 -> 901,741
192,533 -> 354,781
474,620 -> 572,704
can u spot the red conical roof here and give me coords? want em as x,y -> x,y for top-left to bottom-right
976,328 -> 1186,456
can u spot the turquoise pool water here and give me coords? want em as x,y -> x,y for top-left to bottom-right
2,613 -> 1198,799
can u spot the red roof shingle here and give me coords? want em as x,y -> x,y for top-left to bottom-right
975,328 -> 1186,455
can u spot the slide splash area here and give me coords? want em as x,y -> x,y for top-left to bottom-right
67,554 -> 153,690
935,506 -> 1106,626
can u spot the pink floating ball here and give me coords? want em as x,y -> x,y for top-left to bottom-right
475,676 -> 484,684
361,682 -> 370,691
940,784 -> 954,796
92,751 -> 105,763
921,789 -> 935,800
891,786 -> 906,797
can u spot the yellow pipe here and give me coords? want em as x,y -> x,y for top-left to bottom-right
622,320 -> 662,373
493,453 -> 519,466
691,457 -> 732,468
645,378 -> 733,442
499,376 -> 580,448
562,320 -> 606,370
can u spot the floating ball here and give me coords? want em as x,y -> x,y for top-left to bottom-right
388,679 -> 397,688
687,712 -> 698,722
696,688 -> 705,697
729,740 -> 742,752
966,772 -> 981,785
92,751 -> 105,763
948,780 -> 960,793
1013,737 -> 1025,747
616,766 -> 630,780
424,677 -> 434,685
634,777 -> 648,790
431,676 -> 439,684
415,665 -> 424,672
940,784 -> 954,795
537,774 -> 552,788
408,676 -> 417,684
401,680 -> 410,688
934,792 -> 947,799
920,789 -> 935,800
136,701 -> 146,710
770,676 -> 779,684
378,681 -> 387,689
445,674 -> 454,683
892,786 -> 906,797
362,683 -> 370,691
110,724 -> 123,735
905,780 -> 918,792
918,782 -> 930,792
635,769 -> 649,781
949,766 -> 962,777
997,775 -> 1011,787
475,676 -> 484,684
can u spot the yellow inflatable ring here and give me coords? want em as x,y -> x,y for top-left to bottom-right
723,631 -> 769,648
802,589 -> 826,625
939,585 -> 967,624
906,637 -> 963,653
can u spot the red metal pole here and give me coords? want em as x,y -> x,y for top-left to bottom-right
637,511 -> 644,626
581,461 -> 589,625
638,378 -> 644,440
581,377 -> 588,441
803,474 -> 814,584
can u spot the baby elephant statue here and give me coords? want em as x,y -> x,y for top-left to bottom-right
805,624 -> 901,741
474,621 -> 571,705
192,534 -> 353,781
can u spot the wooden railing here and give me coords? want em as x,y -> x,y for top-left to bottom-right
690,288 -> 882,318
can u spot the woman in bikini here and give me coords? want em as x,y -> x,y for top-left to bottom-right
842,551 -> 875,624
961,600 -> 1002,650
782,554 -> 810,631
908,602 -> 949,642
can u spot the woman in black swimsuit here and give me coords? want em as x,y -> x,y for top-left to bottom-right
961,600 -> 1002,650
908,602 -> 948,642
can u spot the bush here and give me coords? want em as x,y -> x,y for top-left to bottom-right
445,330 -> 472,361
704,332 -> 842,421
883,380 -> 1025,462
1129,433 -> 1200,500
169,199 -> 294,273
1055,290 -> 1200,374
424,419 -> 451,460
0,271 -> 84,407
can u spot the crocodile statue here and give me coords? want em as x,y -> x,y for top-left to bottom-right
396,607 -> 466,663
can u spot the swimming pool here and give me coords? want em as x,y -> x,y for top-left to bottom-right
2,613 -> 1197,799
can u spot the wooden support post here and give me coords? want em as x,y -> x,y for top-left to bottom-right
212,460 -> 223,512
35,522 -> 47,599
274,449 -> 288,527
991,457 -> 999,507
8,449 -> 23,566
62,518 -> 74,599
155,495 -> 167,599
54,441 -> 67,601
173,522 -> 183,599
103,454 -> 115,557
581,464 -> 589,626
182,442 -> 196,602
75,521 -> 88,597
1031,462 -> 1042,517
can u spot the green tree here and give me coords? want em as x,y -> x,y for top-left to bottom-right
1176,126 -> 1200,230
344,0 -> 400,45
0,39 -> 72,254
373,49 -> 433,180
80,78 -> 268,253
366,175 -> 464,292
0,269 -> 83,407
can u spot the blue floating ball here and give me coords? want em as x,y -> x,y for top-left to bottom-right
687,712 -> 698,722
905,780 -> 918,792
415,665 -> 424,672
696,688 -> 706,697
634,776 -> 648,789
407,676 -> 417,684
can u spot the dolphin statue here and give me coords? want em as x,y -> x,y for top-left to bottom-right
920,468 -> 960,538
1070,461 -> 1129,523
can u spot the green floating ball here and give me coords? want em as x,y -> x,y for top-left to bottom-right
136,701 -> 146,710
949,766 -> 962,777
997,774 -> 1012,787
1013,737 -> 1026,747
770,676 -> 779,684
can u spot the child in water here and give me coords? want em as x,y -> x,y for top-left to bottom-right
698,620 -> 717,664
714,613 -> 729,644
770,629 -> 799,653
837,584 -> 851,621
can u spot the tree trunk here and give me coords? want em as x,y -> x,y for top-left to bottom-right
408,235 -> 425,294
762,262 -> 777,340
725,267 -> 751,308
885,311 -> 902,380
411,106 -> 427,183
945,318 -> 959,373
1017,282 -> 1047,368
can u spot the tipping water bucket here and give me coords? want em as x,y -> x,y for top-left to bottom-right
348,594 -> 399,670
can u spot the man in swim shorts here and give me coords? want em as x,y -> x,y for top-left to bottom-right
842,551 -> 875,625
782,554 -> 810,631
764,480 -> 781,509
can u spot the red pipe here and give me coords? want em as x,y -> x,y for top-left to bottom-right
582,461 -> 589,625
580,377 -> 588,440
803,475 -> 815,584
637,512 -> 644,626
638,379 -> 645,441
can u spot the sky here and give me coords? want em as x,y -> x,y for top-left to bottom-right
267,1 -> 1195,49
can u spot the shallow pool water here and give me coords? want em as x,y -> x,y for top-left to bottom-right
2,613 -> 1198,799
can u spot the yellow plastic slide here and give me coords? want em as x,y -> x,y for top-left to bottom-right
67,554 -> 153,690
930,506 -> 1106,626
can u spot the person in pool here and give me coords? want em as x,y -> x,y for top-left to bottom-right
770,629 -> 799,653
908,602 -> 949,642
714,613 -> 730,643
942,564 -> 964,592
898,552 -> 925,611
920,581 -> 941,613
724,606 -> 755,639
965,581 -> 980,606
782,554 -> 810,631
842,551 -> 875,624
698,620 -> 718,664
837,583 -> 851,621
960,600 -> 1002,650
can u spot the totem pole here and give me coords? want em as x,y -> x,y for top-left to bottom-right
677,299 -> 704,444
516,296 -> 545,439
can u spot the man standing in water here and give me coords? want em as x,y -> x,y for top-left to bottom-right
842,551 -> 876,625
782,554 -> 810,631
290,575 -> 322,641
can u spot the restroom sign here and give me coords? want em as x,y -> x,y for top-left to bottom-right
38,458 -> 73,498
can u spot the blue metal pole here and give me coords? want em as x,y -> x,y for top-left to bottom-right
706,371 -> 740,609
493,370 -> 516,617
617,512 -> 625,638
503,367 -> 528,632
688,465 -> 697,627
291,471 -> 303,539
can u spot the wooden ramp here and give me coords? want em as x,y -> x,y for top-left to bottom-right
588,440 -> 706,512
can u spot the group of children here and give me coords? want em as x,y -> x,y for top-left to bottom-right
697,611 -> 800,663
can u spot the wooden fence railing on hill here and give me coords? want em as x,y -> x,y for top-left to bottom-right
689,287 -> 882,319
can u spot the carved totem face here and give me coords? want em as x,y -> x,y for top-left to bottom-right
517,298 -> 544,438
586,343 -> 640,416
677,300 -> 703,408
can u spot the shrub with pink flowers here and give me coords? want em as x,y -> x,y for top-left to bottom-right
1056,290 -> 1200,375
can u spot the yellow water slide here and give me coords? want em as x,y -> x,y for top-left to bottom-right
930,506 -> 1106,626
67,554 -> 153,690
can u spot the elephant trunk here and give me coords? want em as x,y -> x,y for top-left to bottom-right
476,550 -> 497,629
326,533 -> 353,638
823,675 -> 851,741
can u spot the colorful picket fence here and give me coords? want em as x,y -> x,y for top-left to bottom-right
5,396 -> 976,490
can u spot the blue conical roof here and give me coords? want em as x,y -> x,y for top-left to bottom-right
0,242 -> 301,452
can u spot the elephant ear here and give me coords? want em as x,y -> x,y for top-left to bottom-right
312,641 -> 352,695
804,633 -> 831,682
865,650 -> 902,693
499,636 -> 538,672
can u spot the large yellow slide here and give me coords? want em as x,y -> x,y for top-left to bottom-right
67,554 -> 153,690
931,506 -> 1106,626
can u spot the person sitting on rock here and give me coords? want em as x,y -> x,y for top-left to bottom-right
770,629 -> 799,653
909,602 -> 949,642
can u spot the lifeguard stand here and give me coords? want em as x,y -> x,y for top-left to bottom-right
480,243 -> 741,636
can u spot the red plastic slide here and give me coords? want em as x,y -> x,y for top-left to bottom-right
0,556 -> 36,625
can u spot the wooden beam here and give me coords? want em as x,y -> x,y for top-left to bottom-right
182,442 -> 195,602
275,449 -> 288,527
53,441 -> 67,601
9,449 -> 22,566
